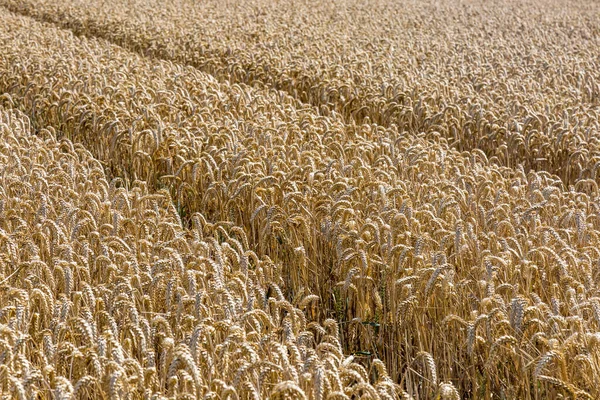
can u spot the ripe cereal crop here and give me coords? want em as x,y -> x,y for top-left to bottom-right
0,0 -> 599,398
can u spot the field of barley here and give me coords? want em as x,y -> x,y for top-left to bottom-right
0,0 -> 599,398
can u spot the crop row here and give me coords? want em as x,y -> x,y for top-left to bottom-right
0,105 -> 402,399
2,0 -> 600,185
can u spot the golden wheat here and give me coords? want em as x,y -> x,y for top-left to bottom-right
0,106 -> 395,398
0,0 -> 598,398
2,0 -> 599,186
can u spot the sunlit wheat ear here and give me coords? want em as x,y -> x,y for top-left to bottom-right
438,382 -> 460,400
415,351 -> 437,388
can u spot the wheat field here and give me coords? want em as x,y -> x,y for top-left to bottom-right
0,0 -> 599,398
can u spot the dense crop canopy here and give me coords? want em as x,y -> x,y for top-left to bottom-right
0,0 -> 599,398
